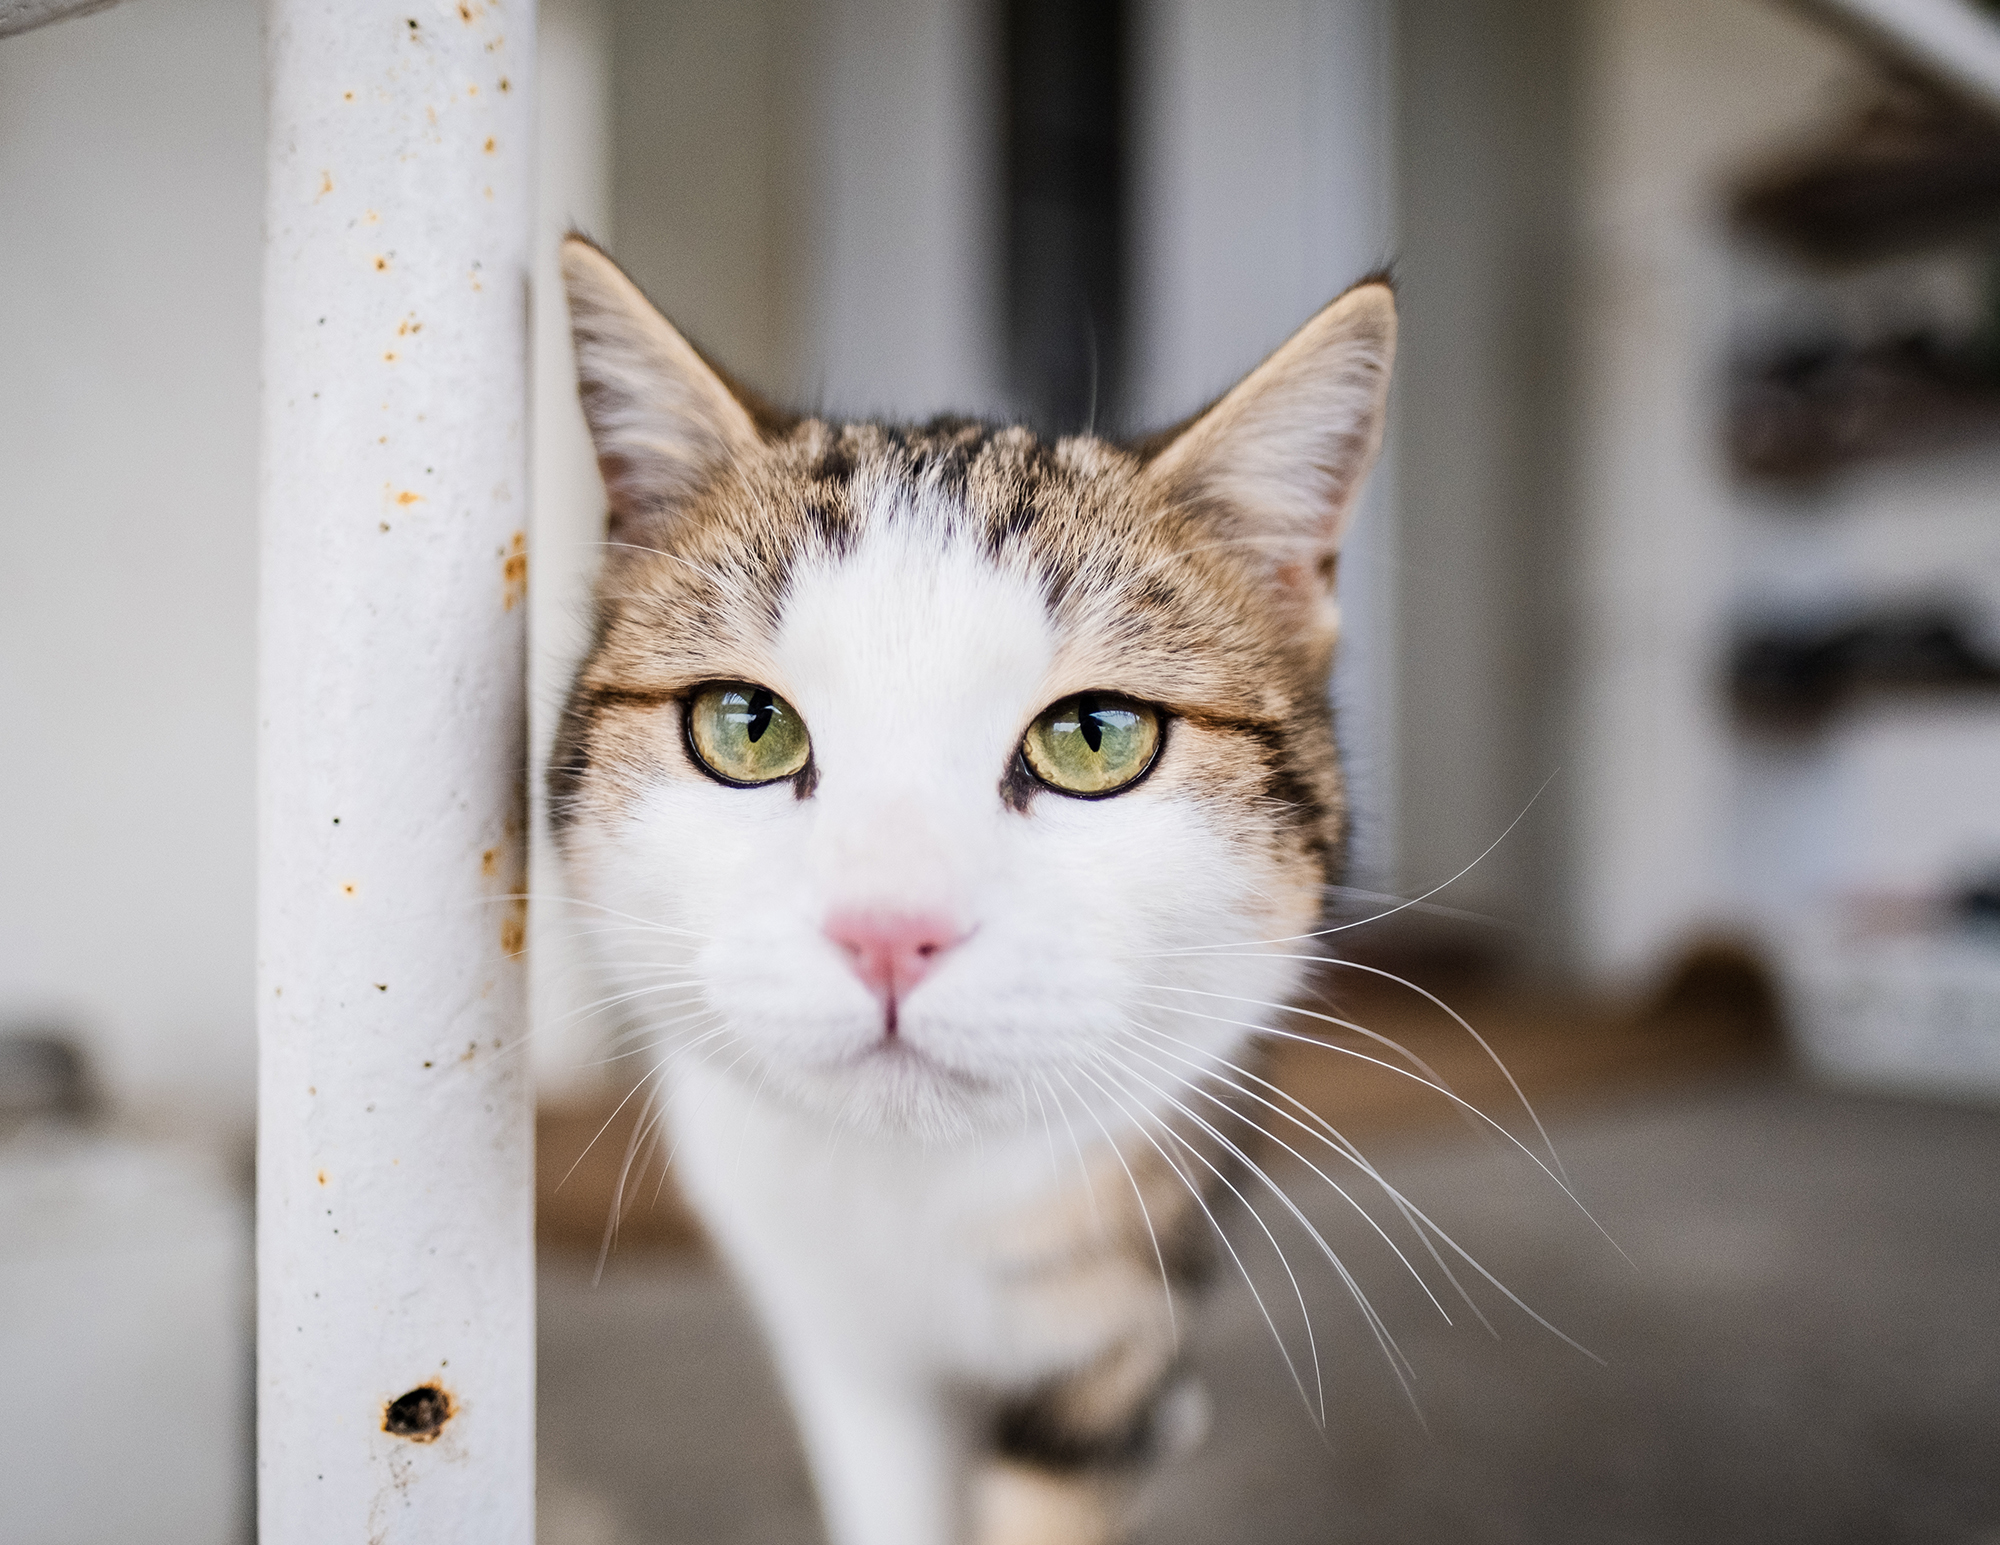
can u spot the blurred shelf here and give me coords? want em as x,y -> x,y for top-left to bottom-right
1787,0 -> 2000,122
1729,601 -> 2000,732
1785,923 -> 2000,1099
1731,333 -> 2000,480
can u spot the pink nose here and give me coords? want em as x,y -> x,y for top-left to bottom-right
824,912 -> 965,1001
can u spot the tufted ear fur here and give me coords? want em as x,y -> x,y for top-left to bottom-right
1139,279 -> 1395,646
560,235 -> 768,545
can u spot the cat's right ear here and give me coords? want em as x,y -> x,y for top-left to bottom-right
560,235 -> 763,544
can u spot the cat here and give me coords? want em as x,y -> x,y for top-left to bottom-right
551,234 -> 1394,1545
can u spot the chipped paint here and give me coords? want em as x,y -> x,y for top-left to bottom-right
382,1383 -> 453,1443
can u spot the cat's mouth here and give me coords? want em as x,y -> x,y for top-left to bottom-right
850,1031 -> 988,1091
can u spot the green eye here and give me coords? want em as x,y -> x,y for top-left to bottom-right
687,683 -> 811,786
1021,693 -> 1161,797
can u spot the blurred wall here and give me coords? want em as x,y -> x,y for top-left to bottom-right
1132,0 -> 1400,887
0,0 -> 264,1128
530,0 -> 618,1097
603,0 -> 807,400
605,0 -> 1007,418
1392,0 -> 1584,951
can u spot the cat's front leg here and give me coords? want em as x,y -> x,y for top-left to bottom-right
774,1341 -> 970,1545
972,1460 -> 1126,1545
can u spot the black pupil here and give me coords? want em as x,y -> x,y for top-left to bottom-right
1075,694 -> 1103,754
744,689 -> 775,743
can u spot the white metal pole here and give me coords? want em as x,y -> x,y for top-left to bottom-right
257,1 -> 535,1539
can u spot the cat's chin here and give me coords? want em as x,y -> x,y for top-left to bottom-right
720,1038 -> 1017,1145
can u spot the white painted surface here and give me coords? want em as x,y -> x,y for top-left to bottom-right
0,1134 -> 250,1545
1131,0 -> 1399,884
257,0 -> 535,1537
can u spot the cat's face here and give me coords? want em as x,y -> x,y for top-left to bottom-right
553,240 -> 1394,1142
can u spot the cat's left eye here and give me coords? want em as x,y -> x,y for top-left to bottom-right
686,683 -> 812,786
1021,694 -> 1161,797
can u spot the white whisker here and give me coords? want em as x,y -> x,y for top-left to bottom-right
1139,772 -> 1555,956
1051,1060 -> 1182,1348
1125,1022 -> 1498,1337
1086,1047 -> 1407,1418
1059,1058 -> 1322,1426
1133,982 -> 1452,1090
1141,998 -> 1628,1269
1115,1022 -> 1452,1327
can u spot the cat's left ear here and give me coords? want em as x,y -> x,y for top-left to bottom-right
560,234 -> 774,545
1139,278 -> 1395,642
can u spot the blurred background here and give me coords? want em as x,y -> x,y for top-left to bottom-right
3,0 -> 1999,1540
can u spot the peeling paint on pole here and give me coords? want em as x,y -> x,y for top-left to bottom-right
257,2 -> 535,1540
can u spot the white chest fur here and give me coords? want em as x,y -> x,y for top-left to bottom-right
670,1055 -> 1152,1391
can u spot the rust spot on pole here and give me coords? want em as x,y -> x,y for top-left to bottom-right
502,532 -> 527,610
499,898 -> 527,957
382,1383 -> 453,1443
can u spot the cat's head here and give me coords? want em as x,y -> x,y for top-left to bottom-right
552,237 -> 1394,1142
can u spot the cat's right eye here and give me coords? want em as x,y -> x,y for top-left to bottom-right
686,683 -> 812,786
1021,693 -> 1161,797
